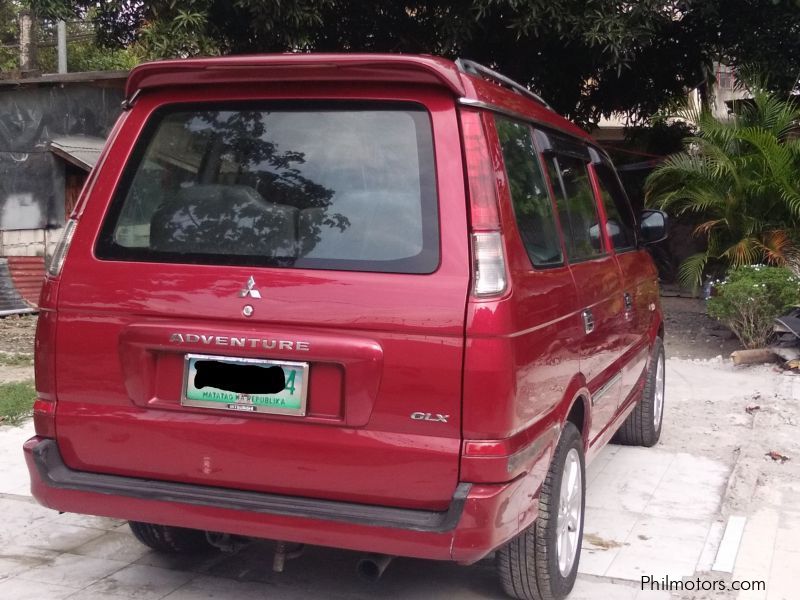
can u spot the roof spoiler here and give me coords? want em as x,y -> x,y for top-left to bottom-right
122,53 -> 467,109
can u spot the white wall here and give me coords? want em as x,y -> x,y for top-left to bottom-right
0,227 -> 63,259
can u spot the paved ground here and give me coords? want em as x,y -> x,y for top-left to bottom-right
2,357 -> 797,600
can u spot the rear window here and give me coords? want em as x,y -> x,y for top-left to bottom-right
96,102 -> 439,273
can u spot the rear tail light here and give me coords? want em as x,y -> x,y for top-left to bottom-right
460,109 -> 507,297
33,309 -> 58,438
47,218 -> 77,277
472,232 -> 507,297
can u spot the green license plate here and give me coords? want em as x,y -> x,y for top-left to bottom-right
181,353 -> 308,416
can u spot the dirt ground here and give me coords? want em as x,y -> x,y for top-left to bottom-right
661,295 -> 743,360
0,314 -> 36,384
0,313 -> 37,356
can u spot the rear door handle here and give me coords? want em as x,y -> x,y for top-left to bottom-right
582,309 -> 595,334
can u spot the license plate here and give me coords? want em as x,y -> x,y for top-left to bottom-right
181,353 -> 309,416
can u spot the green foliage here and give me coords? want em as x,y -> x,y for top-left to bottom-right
0,352 -> 33,367
1,1 -> 138,73
0,0 -> 20,71
707,265 -> 800,348
0,380 -> 35,426
646,86 -> 800,288
26,1 -> 800,126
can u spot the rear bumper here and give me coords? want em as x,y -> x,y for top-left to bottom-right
24,437 -> 540,563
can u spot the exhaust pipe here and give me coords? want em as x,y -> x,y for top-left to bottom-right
356,554 -> 394,582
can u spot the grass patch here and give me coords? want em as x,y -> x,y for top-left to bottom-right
0,353 -> 34,367
0,381 -> 36,425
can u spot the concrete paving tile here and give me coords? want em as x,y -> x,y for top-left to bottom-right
65,590 -> 142,600
0,422 -> 35,496
0,547 -> 58,581
766,549 -> 800,600
642,458 -> 727,521
585,475 -> 661,515
736,576 -> 768,600
634,589 -> 671,600
583,506 -> 639,545
585,449 -> 673,514
605,542 -> 699,582
162,575 -> 288,600
586,445 -> 620,487
0,495 -> 59,522
134,548 -> 229,574
0,498 -> 59,546
733,508 -> 779,579
53,511 -> 125,531
16,551 -> 128,589
81,564 -> 196,600
72,530 -> 153,563
774,510 -> 800,552
569,576 -> 638,599
16,520 -> 108,553
697,519 -> 727,572
0,575 -> 76,599
629,515 -> 711,545
644,486 -> 723,521
578,546 -> 620,576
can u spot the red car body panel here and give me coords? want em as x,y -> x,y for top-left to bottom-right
26,53 -> 663,563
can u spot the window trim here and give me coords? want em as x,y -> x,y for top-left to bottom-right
94,99 -> 441,274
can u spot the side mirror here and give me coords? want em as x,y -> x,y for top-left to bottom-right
640,209 -> 668,245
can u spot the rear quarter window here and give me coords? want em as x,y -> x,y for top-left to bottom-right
494,117 -> 563,268
96,102 -> 439,273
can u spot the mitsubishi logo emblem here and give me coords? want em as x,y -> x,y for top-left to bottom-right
238,276 -> 262,299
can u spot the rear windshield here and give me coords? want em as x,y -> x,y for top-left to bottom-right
96,102 -> 439,273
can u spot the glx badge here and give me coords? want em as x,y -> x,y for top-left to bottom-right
410,412 -> 449,423
239,276 -> 261,299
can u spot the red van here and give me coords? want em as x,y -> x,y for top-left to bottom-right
24,54 -> 667,600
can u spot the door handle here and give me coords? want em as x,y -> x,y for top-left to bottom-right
582,309 -> 595,334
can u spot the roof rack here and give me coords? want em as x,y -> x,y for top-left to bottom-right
455,58 -> 553,110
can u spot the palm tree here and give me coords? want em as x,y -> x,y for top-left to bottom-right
645,87 -> 800,288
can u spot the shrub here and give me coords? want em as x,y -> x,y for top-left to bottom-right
707,265 -> 800,348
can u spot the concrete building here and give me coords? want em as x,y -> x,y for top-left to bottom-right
0,71 -> 125,313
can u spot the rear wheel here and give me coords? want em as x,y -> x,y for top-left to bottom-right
128,521 -> 217,554
613,337 -> 665,447
496,422 -> 585,600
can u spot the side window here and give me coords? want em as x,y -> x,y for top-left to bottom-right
494,117 -> 563,268
594,163 -> 637,251
545,154 -> 604,262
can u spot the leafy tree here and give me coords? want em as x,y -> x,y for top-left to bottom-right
0,0 -> 136,72
646,86 -> 800,288
0,0 -> 21,72
27,1 -> 800,125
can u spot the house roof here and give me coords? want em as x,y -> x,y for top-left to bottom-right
48,135 -> 107,171
0,70 -> 128,88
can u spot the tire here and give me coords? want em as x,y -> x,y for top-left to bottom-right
496,422 -> 585,600
613,336 -> 665,447
128,521 -> 216,554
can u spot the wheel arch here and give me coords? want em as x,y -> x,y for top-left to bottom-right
559,374 -> 591,450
